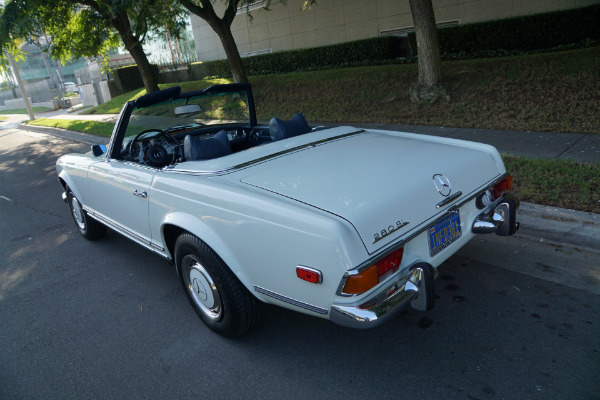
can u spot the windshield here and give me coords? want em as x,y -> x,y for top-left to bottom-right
123,89 -> 251,141
111,84 -> 262,168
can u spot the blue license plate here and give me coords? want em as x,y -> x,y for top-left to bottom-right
428,212 -> 462,256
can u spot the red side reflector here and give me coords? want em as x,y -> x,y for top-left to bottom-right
296,266 -> 322,284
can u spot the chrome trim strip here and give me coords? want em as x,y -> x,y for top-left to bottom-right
449,172 -> 511,212
164,130 -> 366,176
436,191 -> 462,208
253,286 -> 328,315
83,206 -> 167,256
336,173 -> 512,297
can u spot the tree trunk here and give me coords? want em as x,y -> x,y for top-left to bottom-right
112,11 -> 159,93
8,52 -> 35,121
175,36 -> 183,64
164,24 -> 177,65
213,20 -> 248,83
409,0 -> 447,102
180,0 -> 248,83
125,39 -> 160,92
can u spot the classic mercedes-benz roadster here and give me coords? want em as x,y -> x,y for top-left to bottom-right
56,83 -> 519,337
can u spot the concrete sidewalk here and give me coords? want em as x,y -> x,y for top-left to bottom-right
338,122 -> 600,163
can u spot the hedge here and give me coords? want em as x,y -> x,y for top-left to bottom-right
113,5 -> 599,85
112,64 -> 160,93
409,4 -> 600,58
195,36 -> 402,78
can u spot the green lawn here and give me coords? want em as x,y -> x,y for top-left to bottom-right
82,78 -> 233,115
0,107 -> 53,114
502,155 -> 600,213
81,46 -> 600,134
25,118 -> 116,137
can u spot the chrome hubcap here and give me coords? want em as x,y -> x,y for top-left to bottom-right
70,196 -> 86,230
183,255 -> 222,321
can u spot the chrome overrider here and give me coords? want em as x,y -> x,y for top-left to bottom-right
330,262 -> 437,329
472,193 -> 520,236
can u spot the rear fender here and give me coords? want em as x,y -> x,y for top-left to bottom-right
160,211 -> 255,293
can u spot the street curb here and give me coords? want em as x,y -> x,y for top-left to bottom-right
517,202 -> 600,250
15,122 -> 108,146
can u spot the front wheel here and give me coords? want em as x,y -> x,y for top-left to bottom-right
175,233 -> 261,337
67,189 -> 106,240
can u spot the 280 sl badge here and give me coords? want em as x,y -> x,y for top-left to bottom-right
373,220 -> 410,243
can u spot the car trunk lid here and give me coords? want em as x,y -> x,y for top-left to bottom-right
240,129 -> 503,254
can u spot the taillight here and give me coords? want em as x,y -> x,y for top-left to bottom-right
492,175 -> 513,199
477,176 -> 513,209
342,248 -> 404,295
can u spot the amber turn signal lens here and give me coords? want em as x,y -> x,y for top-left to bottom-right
341,265 -> 379,294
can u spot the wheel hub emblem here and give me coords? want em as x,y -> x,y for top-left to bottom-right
192,278 -> 208,301
433,174 -> 452,197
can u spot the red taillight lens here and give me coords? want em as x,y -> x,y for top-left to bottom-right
374,248 -> 404,278
493,175 -> 513,199
341,248 -> 404,295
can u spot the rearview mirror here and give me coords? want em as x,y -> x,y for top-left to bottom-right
174,104 -> 201,115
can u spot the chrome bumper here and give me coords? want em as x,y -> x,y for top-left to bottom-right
330,263 -> 437,329
472,194 -> 520,236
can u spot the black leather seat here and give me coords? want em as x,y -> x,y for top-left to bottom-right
269,112 -> 311,141
184,130 -> 232,161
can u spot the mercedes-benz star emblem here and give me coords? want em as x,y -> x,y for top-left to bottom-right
192,278 -> 208,301
433,174 -> 452,197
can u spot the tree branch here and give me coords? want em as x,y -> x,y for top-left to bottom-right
77,0 -> 104,15
179,0 -> 210,20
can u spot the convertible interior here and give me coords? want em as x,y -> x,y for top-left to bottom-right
113,84 -> 315,168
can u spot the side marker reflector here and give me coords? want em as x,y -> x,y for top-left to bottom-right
297,266 -> 323,284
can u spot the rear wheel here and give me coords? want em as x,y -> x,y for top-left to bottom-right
67,188 -> 106,240
175,233 -> 261,337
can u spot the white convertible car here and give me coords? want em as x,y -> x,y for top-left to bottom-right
57,84 -> 519,337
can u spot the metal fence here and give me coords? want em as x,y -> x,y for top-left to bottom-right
0,78 -> 62,106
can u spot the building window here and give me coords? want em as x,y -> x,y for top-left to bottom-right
237,1 -> 266,15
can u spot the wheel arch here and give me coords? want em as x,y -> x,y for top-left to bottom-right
160,212 -> 256,296
57,170 -> 83,201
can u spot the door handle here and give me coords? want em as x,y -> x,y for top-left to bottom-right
133,190 -> 147,198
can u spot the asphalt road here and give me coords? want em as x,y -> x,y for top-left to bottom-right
1,126 -> 599,400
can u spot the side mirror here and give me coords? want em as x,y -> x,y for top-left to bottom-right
92,144 -> 107,157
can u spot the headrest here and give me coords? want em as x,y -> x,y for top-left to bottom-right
184,130 -> 232,161
269,112 -> 311,141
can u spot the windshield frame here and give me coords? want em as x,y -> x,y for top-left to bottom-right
108,83 -> 257,162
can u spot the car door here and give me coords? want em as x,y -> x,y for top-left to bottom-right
85,158 -> 157,244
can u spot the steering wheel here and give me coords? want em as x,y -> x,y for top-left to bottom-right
128,129 -> 182,167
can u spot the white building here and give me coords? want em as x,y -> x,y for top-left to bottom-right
191,0 -> 598,62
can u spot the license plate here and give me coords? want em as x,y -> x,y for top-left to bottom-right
428,212 -> 462,256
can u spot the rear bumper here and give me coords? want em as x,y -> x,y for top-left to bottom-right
330,262 -> 437,329
472,194 -> 520,236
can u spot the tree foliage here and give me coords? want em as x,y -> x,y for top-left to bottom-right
0,0 -> 188,93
